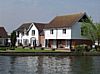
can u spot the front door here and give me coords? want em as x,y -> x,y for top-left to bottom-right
30,37 -> 36,47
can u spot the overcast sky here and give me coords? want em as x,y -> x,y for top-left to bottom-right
0,0 -> 100,33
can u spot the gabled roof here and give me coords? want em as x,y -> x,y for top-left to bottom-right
45,12 -> 88,29
16,22 -> 46,36
34,23 -> 46,36
15,23 -> 32,33
0,27 -> 8,38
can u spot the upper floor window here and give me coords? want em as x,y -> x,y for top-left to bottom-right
50,29 -> 53,34
32,30 -> 35,36
63,29 -> 66,34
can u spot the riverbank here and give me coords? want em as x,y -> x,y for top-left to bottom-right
0,52 -> 100,56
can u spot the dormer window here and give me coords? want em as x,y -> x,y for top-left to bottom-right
32,30 -> 35,36
50,29 -> 53,34
63,29 -> 66,34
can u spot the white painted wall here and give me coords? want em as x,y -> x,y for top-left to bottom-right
57,28 -> 71,39
44,28 -> 71,39
16,23 -> 39,46
28,23 -> 39,45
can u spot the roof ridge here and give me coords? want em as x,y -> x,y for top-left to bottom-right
45,12 -> 87,29
56,12 -> 85,17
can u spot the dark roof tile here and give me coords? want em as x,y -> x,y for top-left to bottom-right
0,27 -> 8,38
15,23 -> 32,32
45,12 -> 87,29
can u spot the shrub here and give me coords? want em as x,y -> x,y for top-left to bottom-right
41,47 -> 44,50
75,45 -> 86,52
30,47 -> 32,49
0,47 -> 6,50
52,48 -> 55,51
90,49 -> 96,52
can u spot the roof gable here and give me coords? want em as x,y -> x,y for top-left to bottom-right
0,27 -> 8,38
15,23 -> 32,33
45,12 -> 88,29
34,23 -> 47,35
16,22 -> 46,36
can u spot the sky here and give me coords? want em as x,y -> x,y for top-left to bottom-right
0,0 -> 100,33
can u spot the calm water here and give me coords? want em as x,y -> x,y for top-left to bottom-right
0,56 -> 100,74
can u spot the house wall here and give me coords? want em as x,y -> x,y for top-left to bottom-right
0,38 -> 7,46
39,36 -> 45,47
0,38 -> 4,46
71,22 -> 87,39
28,23 -> 39,46
16,23 -> 39,46
16,32 -> 23,46
44,28 -> 71,39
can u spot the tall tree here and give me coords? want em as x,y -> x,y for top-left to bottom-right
81,17 -> 100,47
81,17 -> 96,44
95,23 -> 100,46
11,31 -> 16,48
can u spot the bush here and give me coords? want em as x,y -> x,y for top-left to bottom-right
75,45 -> 86,52
10,47 -> 15,50
0,47 -> 6,50
52,48 -> 55,51
90,49 -> 96,52
41,47 -> 44,50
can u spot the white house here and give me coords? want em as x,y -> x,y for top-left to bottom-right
44,12 -> 92,49
15,22 -> 45,47
0,27 -> 8,46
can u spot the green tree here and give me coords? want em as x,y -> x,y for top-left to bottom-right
95,23 -> 100,46
11,31 -> 16,49
81,17 -> 100,47
81,17 -> 96,44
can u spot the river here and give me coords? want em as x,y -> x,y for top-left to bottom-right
0,56 -> 100,74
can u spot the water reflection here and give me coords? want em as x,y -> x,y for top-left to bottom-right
69,56 -> 93,74
0,56 -> 100,74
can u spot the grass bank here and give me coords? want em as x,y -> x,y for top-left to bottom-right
0,47 -> 65,52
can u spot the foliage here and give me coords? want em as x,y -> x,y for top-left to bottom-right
11,31 -> 16,49
81,17 -> 96,43
75,45 -> 86,52
0,48 -> 60,52
81,17 -> 100,46
0,47 -> 6,50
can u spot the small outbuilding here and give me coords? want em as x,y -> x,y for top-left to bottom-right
0,27 -> 8,46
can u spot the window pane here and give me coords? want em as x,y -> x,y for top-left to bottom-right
63,29 -> 66,34
50,29 -> 53,34
32,30 -> 35,35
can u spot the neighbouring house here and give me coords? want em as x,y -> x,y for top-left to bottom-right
44,12 -> 92,49
15,22 -> 46,47
0,27 -> 8,46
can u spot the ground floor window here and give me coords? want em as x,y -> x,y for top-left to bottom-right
23,39 -> 29,46
0,39 -> 3,45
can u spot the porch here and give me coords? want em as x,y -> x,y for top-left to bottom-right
45,39 -> 92,49
45,39 -> 71,49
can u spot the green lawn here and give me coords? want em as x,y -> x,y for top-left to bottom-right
0,47 -> 60,52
